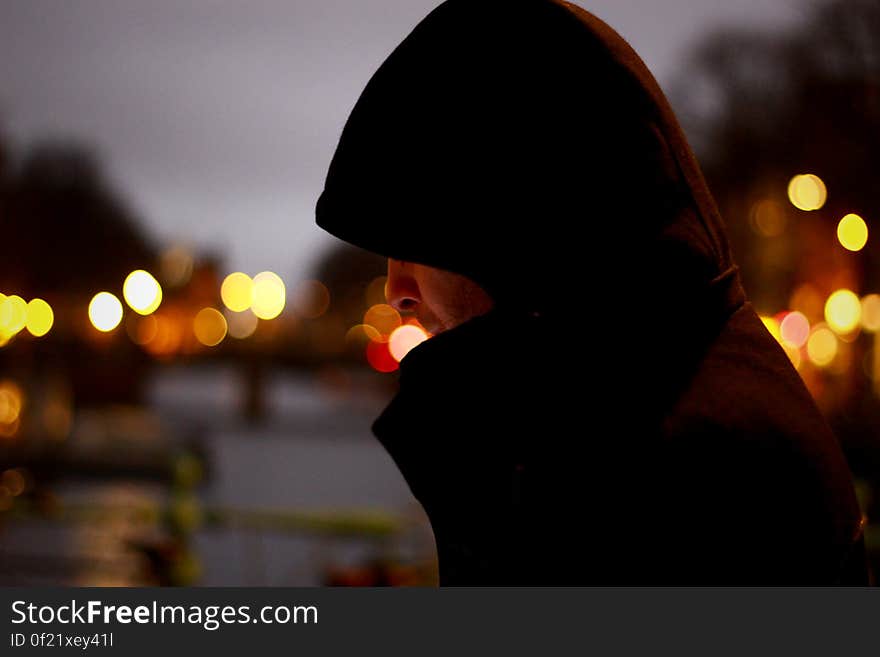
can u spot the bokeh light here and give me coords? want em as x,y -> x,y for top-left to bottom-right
221,272 -> 254,312
1,468 -> 26,496
780,311 -> 810,348
88,292 -> 123,332
224,308 -> 258,340
25,298 -> 54,336
837,214 -> 868,252
127,314 -> 159,345
160,244 -> 194,287
861,294 -> 880,332
123,270 -> 163,315
291,280 -> 330,319
0,380 -> 23,438
193,308 -> 227,347
366,340 -> 399,373
143,313 -> 185,357
783,343 -> 801,369
364,304 -> 401,341
807,325 -> 838,368
824,289 -> 861,335
787,173 -> 827,211
366,276 -> 388,307
789,284 -> 823,322
760,315 -> 781,342
0,295 -> 28,338
345,324 -> 382,348
388,324 -> 430,362
750,199 -> 787,237
251,271 -> 286,320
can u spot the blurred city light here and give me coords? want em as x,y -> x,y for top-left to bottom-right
123,269 -> 163,315
1,468 -> 26,496
837,213 -> 868,252
25,298 -> 54,336
291,280 -> 330,319
364,304 -> 402,342
807,325 -> 838,367
366,340 -> 399,373
126,314 -> 159,345
780,311 -> 810,348
789,284 -> 824,322
224,308 -> 258,340
824,289 -> 861,335
159,244 -> 194,288
783,343 -> 802,369
365,276 -> 388,307
0,380 -> 23,438
750,199 -> 787,237
787,173 -> 827,211
345,324 -> 382,348
221,272 -> 254,312
0,295 -> 28,339
388,324 -> 430,362
251,271 -> 286,320
88,292 -> 124,332
760,315 -> 782,341
861,294 -> 880,332
193,308 -> 227,347
144,312 -> 185,357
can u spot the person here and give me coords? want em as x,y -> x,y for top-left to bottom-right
315,0 -> 869,584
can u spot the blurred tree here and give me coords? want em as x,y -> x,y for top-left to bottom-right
312,241 -> 387,323
0,142 -> 157,297
671,0 -> 879,310
670,0 -> 880,501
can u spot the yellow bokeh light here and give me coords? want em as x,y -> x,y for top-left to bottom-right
127,314 -> 159,345
0,380 -> 24,425
364,304 -> 402,341
221,272 -> 254,312
123,270 -> 163,315
789,284 -> 823,322
807,326 -> 838,368
760,316 -> 781,342
750,200 -> 787,237
366,276 -> 388,307
0,295 -> 28,338
861,294 -> 880,332
193,308 -> 227,346
345,323 -> 382,348
824,289 -> 861,335
25,298 -> 54,337
787,173 -> 827,211
88,292 -> 123,332
251,271 -> 286,320
224,308 -> 258,339
388,324 -> 430,362
837,214 -> 868,252
291,280 -> 330,319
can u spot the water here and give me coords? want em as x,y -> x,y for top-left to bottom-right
0,364 -> 436,586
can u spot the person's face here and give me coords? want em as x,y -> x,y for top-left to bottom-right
385,259 -> 494,335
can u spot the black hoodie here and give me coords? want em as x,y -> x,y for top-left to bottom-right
316,0 -> 868,584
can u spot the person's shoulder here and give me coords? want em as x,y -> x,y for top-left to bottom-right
664,303 -> 831,445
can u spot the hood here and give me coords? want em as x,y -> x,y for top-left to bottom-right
316,0 -> 742,317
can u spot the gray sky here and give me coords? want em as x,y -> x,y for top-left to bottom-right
0,0 -> 807,283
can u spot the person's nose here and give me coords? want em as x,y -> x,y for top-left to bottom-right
386,259 -> 420,313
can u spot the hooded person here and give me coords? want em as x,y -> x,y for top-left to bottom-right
315,0 -> 869,585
